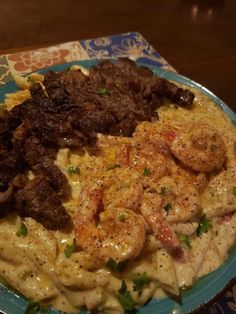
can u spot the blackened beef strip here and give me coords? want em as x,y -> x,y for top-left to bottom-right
0,185 -> 14,217
0,174 -> 28,217
42,65 -> 157,136
90,58 -> 195,107
23,136 -> 70,197
116,58 -> 195,106
15,176 -> 71,230
32,158 -> 71,198
0,145 -> 25,189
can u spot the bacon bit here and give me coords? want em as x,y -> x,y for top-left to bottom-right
170,247 -> 185,261
158,225 -> 185,261
157,220 -> 179,248
164,130 -> 177,142
220,215 -> 232,224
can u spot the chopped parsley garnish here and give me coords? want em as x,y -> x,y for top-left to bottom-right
64,239 -> 76,258
68,166 -> 80,175
160,186 -> 169,196
133,272 -> 150,296
98,87 -> 108,95
25,299 -> 49,314
197,214 -> 212,237
64,66 -> 71,73
0,104 -> 5,111
27,77 -> 36,85
178,234 -> 192,248
119,214 -> 126,222
106,258 -> 128,272
16,222 -> 28,237
143,167 -> 151,176
118,280 -> 136,313
164,203 -> 172,212
107,163 -> 121,170
233,186 -> 236,196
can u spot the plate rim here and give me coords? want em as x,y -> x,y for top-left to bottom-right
0,59 -> 235,314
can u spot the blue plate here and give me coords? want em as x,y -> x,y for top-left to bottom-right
0,60 -> 235,314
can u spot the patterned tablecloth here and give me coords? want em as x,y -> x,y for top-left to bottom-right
0,31 -> 235,313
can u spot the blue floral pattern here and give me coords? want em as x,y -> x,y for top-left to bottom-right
80,32 -> 175,70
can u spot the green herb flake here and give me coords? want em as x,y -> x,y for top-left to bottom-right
133,272 -> 150,296
107,163 -> 121,170
233,186 -> 236,196
64,66 -> 71,73
98,87 -> 108,95
178,234 -> 192,249
16,222 -> 28,237
27,77 -> 36,85
68,166 -> 80,175
0,104 -> 6,111
119,214 -> 126,222
106,258 -> 117,272
160,186 -> 169,196
164,203 -> 172,212
119,280 -> 127,293
118,280 -> 136,312
106,258 -> 128,272
143,167 -> 151,176
25,299 -> 49,314
64,239 -> 76,258
197,214 -> 212,237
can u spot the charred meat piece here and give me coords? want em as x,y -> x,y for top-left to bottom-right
90,58 -> 195,107
164,81 -> 195,106
23,136 -> 70,197
0,147 -> 25,189
0,174 -> 28,218
41,58 -> 195,139
32,158 -> 71,198
23,136 -> 56,167
15,176 -> 71,229
0,109 -> 21,145
0,185 -> 14,217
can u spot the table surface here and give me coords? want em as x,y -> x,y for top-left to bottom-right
0,0 -> 235,109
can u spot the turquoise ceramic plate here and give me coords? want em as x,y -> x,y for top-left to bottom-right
0,60 -> 235,314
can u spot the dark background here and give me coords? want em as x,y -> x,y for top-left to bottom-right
0,0 -> 235,109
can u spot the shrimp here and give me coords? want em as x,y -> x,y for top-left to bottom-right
133,121 -> 177,156
116,142 -> 170,184
140,174 -> 201,258
170,124 -> 226,172
129,147 -> 170,183
75,187 -> 146,264
140,187 -> 182,258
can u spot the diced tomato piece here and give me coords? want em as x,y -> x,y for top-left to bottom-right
220,215 -> 232,224
162,130 -> 177,143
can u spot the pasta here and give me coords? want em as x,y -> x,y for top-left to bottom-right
0,67 -> 235,314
